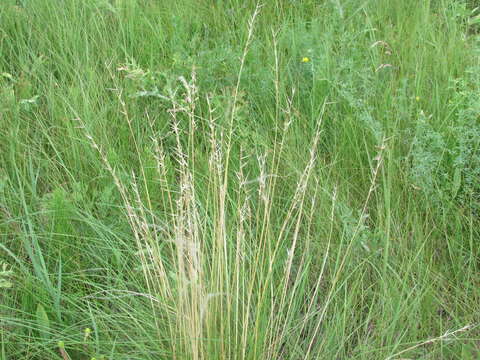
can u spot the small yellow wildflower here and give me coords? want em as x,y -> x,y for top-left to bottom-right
301,57 -> 310,63
84,327 -> 92,341
415,96 -> 420,102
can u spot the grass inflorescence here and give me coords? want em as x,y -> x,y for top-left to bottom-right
1,1 -> 479,359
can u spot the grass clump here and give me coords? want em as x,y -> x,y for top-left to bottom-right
1,0 -> 479,359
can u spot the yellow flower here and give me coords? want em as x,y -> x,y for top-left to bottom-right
84,327 -> 92,341
301,57 -> 310,63
415,96 -> 420,102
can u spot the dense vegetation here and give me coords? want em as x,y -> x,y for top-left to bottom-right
1,1 -> 479,359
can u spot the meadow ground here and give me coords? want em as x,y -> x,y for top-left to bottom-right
1,1 -> 480,359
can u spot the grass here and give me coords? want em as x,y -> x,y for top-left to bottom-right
1,0 -> 480,359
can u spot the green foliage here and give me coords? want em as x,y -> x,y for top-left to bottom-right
0,262 -> 13,289
409,63 -> 480,213
35,304 -> 51,341
1,0 -> 479,359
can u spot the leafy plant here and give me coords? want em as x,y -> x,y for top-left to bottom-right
0,262 -> 13,289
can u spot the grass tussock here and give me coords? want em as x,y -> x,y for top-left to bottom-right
1,1 -> 480,359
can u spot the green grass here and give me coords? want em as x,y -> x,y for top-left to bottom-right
1,0 -> 480,359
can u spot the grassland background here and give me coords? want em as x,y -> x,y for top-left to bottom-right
1,0 -> 480,359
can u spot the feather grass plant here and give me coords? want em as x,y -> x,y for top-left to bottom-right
1,1 -> 479,359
